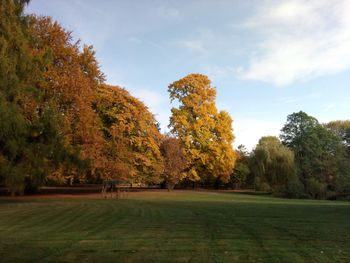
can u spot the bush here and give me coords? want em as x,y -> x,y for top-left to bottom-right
306,178 -> 326,199
283,176 -> 304,198
255,177 -> 271,192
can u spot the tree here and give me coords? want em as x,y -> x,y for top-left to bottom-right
231,145 -> 251,189
326,121 -> 350,194
95,84 -> 164,184
326,120 -> 350,154
0,0 -> 72,194
168,74 -> 236,184
29,16 -> 106,184
160,136 -> 188,190
251,137 -> 300,196
280,111 -> 346,198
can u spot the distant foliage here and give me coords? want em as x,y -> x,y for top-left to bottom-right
251,137 -> 301,197
326,120 -> 350,154
281,111 -> 349,198
232,113 -> 350,199
231,145 -> 251,189
325,120 -> 350,193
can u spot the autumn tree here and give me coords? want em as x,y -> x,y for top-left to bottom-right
95,84 -> 164,184
168,74 -> 236,184
0,0 -> 72,194
29,16 -> 106,184
160,136 -> 188,190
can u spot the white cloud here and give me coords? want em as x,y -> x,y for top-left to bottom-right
233,118 -> 283,151
238,0 -> 350,86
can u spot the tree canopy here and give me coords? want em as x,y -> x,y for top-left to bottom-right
2,1 -> 350,199
251,136 -> 300,196
95,84 -> 164,184
29,16 -> 106,184
281,111 -> 348,198
168,74 -> 236,183
0,0 -> 72,194
160,136 -> 188,190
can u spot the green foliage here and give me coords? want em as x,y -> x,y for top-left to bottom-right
231,145 -> 251,189
0,0 -> 74,194
251,136 -> 300,196
281,111 -> 349,198
305,178 -> 326,199
326,120 -> 350,189
326,120 -> 350,151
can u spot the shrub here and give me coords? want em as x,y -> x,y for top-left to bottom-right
306,178 -> 327,199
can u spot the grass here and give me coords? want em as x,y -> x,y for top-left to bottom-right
0,190 -> 349,263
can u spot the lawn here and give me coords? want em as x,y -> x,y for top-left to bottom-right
0,191 -> 349,263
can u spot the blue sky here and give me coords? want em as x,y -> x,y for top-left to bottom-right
26,0 -> 350,150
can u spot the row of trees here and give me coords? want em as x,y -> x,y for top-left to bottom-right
234,112 -> 350,199
0,1 -> 236,195
1,1 -> 349,199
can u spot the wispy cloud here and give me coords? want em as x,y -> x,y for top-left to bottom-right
173,29 -> 216,54
237,0 -> 350,86
200,65 -> 238,81
175,39 -> 207,53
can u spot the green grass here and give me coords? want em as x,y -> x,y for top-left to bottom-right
0,191 -> 349,263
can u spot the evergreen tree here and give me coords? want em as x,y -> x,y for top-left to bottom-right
0,0 -> 70,194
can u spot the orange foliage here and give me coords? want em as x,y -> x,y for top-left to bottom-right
96,84 -> 164,183
30,16 -> 106,182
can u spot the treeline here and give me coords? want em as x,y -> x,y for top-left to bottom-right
0,1 -> 236,195
1,1 -> 165,194
233,113 -> 350,199
1,1 -> 349,199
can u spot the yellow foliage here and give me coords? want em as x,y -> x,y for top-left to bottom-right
169,74 -> 236,182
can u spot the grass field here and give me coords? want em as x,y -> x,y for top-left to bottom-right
0,191 -> 349,263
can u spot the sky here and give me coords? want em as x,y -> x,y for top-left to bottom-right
26,0 -> 350,150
